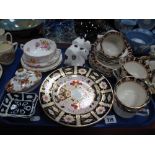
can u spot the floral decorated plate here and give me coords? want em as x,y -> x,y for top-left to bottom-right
0,64 -> 2,79
21,53 -> 62,72
39,66 -> 114,127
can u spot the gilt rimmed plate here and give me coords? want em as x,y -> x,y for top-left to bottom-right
39,66 -> 114,127
0,64 -> 3,79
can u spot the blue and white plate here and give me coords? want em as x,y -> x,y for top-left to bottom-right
133,28 -> 153,37
138,19 -> 155,30
125,31 -> 154,45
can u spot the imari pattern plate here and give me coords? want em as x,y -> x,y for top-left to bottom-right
39,66 -> 114,127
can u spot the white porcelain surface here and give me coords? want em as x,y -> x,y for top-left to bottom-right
102,33 -> 125,57
6,68 -> 42,93
116,81 -> 147,108
124,61 -> 148,79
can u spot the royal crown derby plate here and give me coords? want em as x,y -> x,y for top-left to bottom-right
21,53 -> 62,72
0,64 -> 3,79
39,66 -> 114,127
0,93 -> 38,118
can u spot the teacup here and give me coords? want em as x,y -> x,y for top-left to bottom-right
0,41 -> 18,65
100,30 -> 127,59
113,56 -> 152,81
113,76 -> 151,118
0,28 -> 12,44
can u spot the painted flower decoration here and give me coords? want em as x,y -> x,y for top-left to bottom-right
79,69 -> 87,75
6,82 -> 14,93
58,94 -> 65,101
28,58 -> 37,64
70,80 -> 82,87
96,106 -> 105,115
42,94 -> 50,103
65,90 -> 71,98
99,81 -> 107,89
63,115 -> 75,123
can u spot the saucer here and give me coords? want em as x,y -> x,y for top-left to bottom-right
39,66 -> 114,127
21,53 -> 62,72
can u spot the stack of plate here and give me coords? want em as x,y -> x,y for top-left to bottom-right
89,30 -> 132,77
21,38 -> 62,72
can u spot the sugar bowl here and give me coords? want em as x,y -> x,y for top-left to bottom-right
0,28 -> 12,44
0,41 -> 18,65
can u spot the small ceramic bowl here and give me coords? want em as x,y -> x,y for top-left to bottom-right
113,76 -> 151,118
0,41 -> 18,65
20,38 -> 57,66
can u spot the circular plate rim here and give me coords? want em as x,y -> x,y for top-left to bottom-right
39,66 -> 114,127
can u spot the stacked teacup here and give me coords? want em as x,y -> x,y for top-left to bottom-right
89,30 -> 132,77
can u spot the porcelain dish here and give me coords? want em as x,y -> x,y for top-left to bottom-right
6,68 -> 42,93
0,93 -> 38,118
39,66 -> 114,127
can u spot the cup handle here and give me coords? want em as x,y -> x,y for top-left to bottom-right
113,69 -> 120,81
12,42 -> 18,51
20,44 -> 24,50
5,32 -> 13,43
